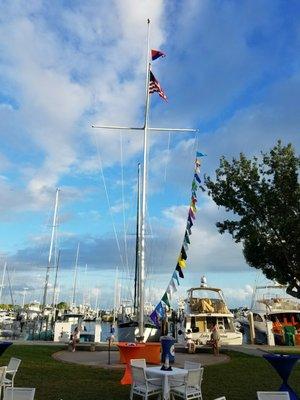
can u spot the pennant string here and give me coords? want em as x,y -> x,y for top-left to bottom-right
150,151 -> 205,325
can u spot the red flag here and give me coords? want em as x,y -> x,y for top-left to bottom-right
149,71 -> 167,101
151,49 -> 165,61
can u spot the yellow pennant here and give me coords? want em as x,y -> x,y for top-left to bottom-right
178,259 -> 186,268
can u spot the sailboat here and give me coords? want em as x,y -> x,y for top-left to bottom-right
117,163 -> 160,342
92,19 -> 196,342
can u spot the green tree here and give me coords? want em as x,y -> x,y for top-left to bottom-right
56,301 -> 68,310
205,141 -> 300,298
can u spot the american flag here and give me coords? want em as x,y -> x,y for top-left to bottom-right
149,71 -> 167,101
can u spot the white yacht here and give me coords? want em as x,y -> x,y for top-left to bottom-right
177,277 -> 243,349
238,284 -> 300,344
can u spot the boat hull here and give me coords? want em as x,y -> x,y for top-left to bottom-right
117,321 -> 161,342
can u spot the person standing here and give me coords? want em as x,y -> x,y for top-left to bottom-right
110,323 -> 115,342
71,326 -> 80,352
210,323 -> 221,356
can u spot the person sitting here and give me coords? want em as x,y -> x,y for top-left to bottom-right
185,329 -> 196,353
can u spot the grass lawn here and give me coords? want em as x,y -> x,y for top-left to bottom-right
0,345 -> 299,400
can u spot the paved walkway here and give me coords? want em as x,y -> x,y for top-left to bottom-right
52,342 -> 300,369
53,348 -> 230,369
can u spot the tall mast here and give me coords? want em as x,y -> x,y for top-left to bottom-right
42,188 -> 59,311
138,18 -> 151,338
52,249 -> 61,308
6,265 -> 14,307
113,267 -> 119,323
134,163 -> 141,313
92,19 -> 197,340
72,243 -> 80,308
0,262 -> 7,305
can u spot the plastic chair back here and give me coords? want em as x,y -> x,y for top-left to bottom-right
131,366 -> 147,386
186,367 -> 203,388
257,391 -> 290,400
4,388 -> 35,400
7,358 -> 21,374
130,359 -> 146,369
184,361 -> 201,370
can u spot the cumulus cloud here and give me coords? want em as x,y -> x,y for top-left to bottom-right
0,1 -> 299,305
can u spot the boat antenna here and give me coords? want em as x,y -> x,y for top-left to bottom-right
92,19 -> 198,340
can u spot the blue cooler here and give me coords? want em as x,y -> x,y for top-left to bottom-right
160,336 -> 175,363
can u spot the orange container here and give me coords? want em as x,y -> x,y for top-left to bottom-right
295,333 -> 300,346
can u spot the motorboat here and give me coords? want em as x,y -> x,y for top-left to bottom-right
238,284 -> 300,344
177,276 -> 243,349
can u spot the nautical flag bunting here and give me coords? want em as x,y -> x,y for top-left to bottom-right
150,151 -> 206,328
162,292 -> 170,308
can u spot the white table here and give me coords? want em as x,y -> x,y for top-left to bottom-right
146,366 -> 188,400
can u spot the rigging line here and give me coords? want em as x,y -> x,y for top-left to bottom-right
92,131 -> 127,273
164,131 -> 171,183
119,131 -> 130,284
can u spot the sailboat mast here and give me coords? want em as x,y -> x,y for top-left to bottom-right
52,249 -> 61,308
6,266 -> 14,307
0,262 -> 7,305
134,163 -> 141,313
42,188 -> 59,311
138,18 -> 151,339
72,243 -> 80,308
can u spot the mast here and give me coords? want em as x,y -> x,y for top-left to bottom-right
92,19 -> 197,340
113,267 -> 119,323
6,266 -> 14,308
134,163 -> 141,313
138,18 -> 151,338
42,188 -> 60,311
72,243 -> 80,309
0,262 -> 7,305
52,249 -> 61,308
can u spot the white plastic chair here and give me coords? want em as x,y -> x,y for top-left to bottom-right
171,367 -> 204,400
257,392 -> 290,400
0,366 -> 7,397
130,365 -> 162,400
4,387 -> 35,400
184,361 -> 201,370
130,359 -> 147,369
4,358 -> 22,388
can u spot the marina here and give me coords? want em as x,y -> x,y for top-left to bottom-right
0,2 -> 299,400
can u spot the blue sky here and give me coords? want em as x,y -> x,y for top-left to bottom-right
0,0 -> 299,309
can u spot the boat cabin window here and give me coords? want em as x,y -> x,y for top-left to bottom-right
191,317 -> 199,332
206,316 -> 217,330
253,313 -> 263,322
